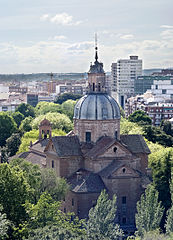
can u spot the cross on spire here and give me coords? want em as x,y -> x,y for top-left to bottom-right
95,33 -> 98,62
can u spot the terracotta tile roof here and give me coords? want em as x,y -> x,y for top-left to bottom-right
52,136 -> 82,157
120,135 -> 150,154
68,169 -> 106,193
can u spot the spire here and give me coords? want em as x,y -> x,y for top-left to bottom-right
95,33 -> 98,62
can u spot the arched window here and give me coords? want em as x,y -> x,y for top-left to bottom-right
113,147 -> 117,153
52,160 -> 54,168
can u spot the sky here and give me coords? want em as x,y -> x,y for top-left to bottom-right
0,0 -> 173,73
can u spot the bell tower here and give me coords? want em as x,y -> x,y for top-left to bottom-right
39,119 -> 52,140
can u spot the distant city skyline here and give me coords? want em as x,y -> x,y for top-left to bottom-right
0,0 -> 173,73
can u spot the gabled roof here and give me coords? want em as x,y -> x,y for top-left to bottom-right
51,136 -> 82,157
9,151 -> 46,166
31,138 -> 49,153
84,136 -> 115,158
99,160 -> 140,178
120,135 -> 150,154
68,169 -> 106,193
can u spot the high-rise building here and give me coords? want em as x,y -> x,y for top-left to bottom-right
112,56 -> 142,108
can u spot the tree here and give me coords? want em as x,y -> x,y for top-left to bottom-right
10,158 -> 69,203
0,112 -> 17,147
86,190 -> 123,240
135,184 -> 164,237
120,118 -> 144,135
160,120 -> 173,137
0,205 -> 11,240
19,116 -> 33,132
18,129 -> 65,153
35,102 -> 62,116
55,93 -> 82,104
61,99 -> 76,121
31,112 -> 73,133
149,149 -> 173,212
40,168 -> 69,201
15,103 -> 35,118
25,193 -> 85,240
6,133 -> 21,156
165,175 -> 173,235
0,163 -> 31,225
12,111 -> 25,128
143,125 -> 173,147
128,110 -> 152,125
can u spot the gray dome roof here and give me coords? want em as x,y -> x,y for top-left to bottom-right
74,93 -> 121,120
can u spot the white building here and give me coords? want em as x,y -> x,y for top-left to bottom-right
112,56 -> 142,108
151,79 -> 173,102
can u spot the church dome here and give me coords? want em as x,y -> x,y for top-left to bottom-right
74,93 -> 121,120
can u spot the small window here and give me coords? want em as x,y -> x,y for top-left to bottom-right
52,160 -> 54,168
98,83 -> 101,92
122,168 -> 126,173
162,89 -> 166,94
156,85 -> 158,89
72,198 -> 74,206
115,131 -> 118,139
122,217 -> 126,224
122,196 -> 126,204
113,147 -> 117,153
86,132 -> 91,142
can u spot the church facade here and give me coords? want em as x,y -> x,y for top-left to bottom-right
13,46 -> 151,234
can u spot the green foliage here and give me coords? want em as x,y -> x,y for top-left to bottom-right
35,102 -> 62,116
6,133 -> 21,156
10,158 -> 69,203
10,158 -> 42,203
128,110 -> 152,125
25,193 -> 61,229
19,116 -> 33,132
40,168 -> 69,202
25,193 -> 85,240
149,149 -> 173,211
55,93 -> 82,104
130,230 -> 172,240
165,175 -> 173,235
0,163 -> 31,225
0,112 -> 17,147
135,185 -> 164,237
143,125 -> 173,147
120,118 -> 144,135
18,129 -> 65,153
15,103 -> 35,118
61,99 -> 76,121
31,112 -> 73,132
86,190 -> 123,240
12,111 -> 25,128
0,205 -> 11,240
160,120 -> 173,137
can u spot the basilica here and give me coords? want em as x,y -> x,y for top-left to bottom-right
13,45 -> 151,234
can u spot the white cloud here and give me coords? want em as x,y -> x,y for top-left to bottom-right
40,14 -> 50,21
120,34 -> 134,40
53,35 -> 67,40
160,29 -> 173,39
40,12 -> 83,26
160,25 -> 173,29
